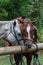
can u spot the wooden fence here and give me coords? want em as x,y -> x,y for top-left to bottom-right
0,43 -> 43,55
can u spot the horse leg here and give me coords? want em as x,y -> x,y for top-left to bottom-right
14,54 -> 20,65
25,53 -> 32,65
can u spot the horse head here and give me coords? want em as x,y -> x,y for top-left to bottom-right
16,17 -> 38,48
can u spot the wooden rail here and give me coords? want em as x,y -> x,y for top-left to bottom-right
0,43 -> 43,55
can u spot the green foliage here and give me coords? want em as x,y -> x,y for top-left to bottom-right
0,39 -> 6,46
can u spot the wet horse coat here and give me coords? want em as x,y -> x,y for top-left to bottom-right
5,17 -> 38,65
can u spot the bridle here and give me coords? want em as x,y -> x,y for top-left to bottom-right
11,23 -> 33,46
13,24 -> 34,46
13,25 -> 24,45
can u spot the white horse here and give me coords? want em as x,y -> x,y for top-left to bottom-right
0,20 -> 24,45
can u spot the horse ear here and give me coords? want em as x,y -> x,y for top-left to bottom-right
32,20 -> 38,24
17,18 -> 22,22
17,18 -> 23,23
17,16 -> 25,22
21,16 -> 25,19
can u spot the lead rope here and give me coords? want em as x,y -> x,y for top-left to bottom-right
9,54 -> 16,65
32,43 -> 42,65
20,45 -> 25,65
33,53 -> 42,65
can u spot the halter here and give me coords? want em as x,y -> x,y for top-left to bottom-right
10,23 -> 24,45
13,26 -> 23,45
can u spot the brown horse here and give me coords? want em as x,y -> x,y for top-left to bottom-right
5,17 -> 38,65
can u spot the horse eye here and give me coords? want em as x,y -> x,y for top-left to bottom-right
13,21 -> 16,26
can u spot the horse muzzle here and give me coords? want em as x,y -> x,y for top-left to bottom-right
24,39 -> 33,48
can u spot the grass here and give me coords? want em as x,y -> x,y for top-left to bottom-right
0,55 -> 11,65
0,53 -> 43,65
